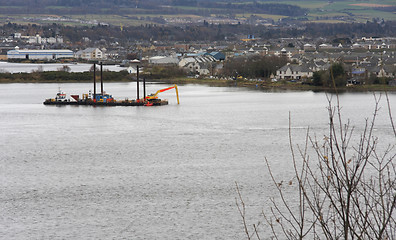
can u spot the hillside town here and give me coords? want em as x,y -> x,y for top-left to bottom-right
1,30 -> 396,86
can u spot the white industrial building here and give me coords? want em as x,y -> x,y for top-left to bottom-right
7,47 -> 74,60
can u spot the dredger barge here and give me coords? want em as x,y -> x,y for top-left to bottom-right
43,63 -> 179,106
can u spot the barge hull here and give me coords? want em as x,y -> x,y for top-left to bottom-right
43,100 -> 168,106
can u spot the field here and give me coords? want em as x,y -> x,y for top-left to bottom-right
235,13 -> 288,21
0,14 -> 161,27
264,0 -> 396,22
0,0 -> 394,26
350,3 -> 393,7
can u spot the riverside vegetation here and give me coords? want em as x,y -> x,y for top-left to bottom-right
0,70 -> 131,83
1,60 -> 395,92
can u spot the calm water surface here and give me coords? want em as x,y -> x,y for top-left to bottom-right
0,83 -> 395,239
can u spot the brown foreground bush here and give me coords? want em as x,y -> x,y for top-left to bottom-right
236,92 -> 396,239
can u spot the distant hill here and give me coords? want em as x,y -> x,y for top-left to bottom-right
0,0 -> 394,23
0,0 -> 307,17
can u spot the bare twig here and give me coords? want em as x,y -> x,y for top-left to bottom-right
235,182 -> 251,240
385,91 -> 396,138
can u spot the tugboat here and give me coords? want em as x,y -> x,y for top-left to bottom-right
44,88 -> 69,103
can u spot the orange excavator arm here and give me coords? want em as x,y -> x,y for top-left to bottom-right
145,84 -> 180,104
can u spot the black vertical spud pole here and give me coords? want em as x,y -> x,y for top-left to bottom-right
93,63 -> 96,100
143,77 -> 146,100
137,65 -> 139,100
100,62 -> 104,96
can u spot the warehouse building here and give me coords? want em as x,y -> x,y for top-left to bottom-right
7,46 -> 74,60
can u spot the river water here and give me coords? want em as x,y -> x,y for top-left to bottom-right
0,83 -> 395,239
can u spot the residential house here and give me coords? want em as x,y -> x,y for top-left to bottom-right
105,50 -> 120,60
303,43 -> 316,51
272,48 -> 295,59
369,65 -> 395,78
75,48 -> 104,60
178,57 -> 196,68
276,63 -> 313,80
179,55 -> 218,75
28,35 -> 41,44
313,60 -> 331,71
319,43 -> 334,50
184,62 -> 210,75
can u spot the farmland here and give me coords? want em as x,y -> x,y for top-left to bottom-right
0,0 -> 394,27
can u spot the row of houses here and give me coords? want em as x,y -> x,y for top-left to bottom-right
10,33 -> 64,45
276,62 -> 395,81
145,51 -> 226,75
6,44 -> 395,81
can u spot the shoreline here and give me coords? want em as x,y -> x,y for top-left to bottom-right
1,76 -> 395,92
155,77 -> 396,92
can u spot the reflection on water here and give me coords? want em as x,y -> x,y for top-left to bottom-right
0,83 -> 395,239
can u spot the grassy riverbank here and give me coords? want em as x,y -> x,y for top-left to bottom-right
0,71 -> 131,83
1,72 -> 395,92
157,77 -> 396,92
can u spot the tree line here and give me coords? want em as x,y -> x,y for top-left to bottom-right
221,55 -> 289,79
3,21 -> 395,44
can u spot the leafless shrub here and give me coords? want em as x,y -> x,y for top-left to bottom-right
237,92 -> 396,239
31,65 -> 43,73
58,65 -> 71,72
